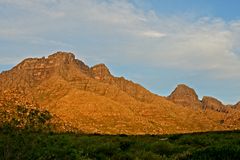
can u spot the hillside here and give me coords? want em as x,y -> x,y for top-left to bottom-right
0,51 -> 239,134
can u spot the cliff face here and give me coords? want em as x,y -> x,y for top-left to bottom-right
91,64 -> 112,80
0,52 -> 155,103
202,96 -> 228,113
167,84 -> 235,114
0,52 -> 85,89
1,51 -> 240,134
234,102 -> 240,110
90,63 -> 158,103
167,84 -> 202,109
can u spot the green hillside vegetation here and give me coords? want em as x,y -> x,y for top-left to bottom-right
0,103 -> 240,160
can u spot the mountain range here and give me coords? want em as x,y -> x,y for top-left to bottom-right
0,51 -> 239,134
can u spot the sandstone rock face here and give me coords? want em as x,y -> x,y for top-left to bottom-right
234,102 -> 240,110
202,96 -> 227,113
1,51 -> 240,134
0,52 -> 82,90
0,51 -> 155,104
168,84 -> 202,109
168,84 -> 230,113
90,64 -> 157,103
91,64 -> 112,81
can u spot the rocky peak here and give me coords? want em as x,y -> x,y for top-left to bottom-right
47,52 -> 93,78
201,96 -> 227,112
91,64 -> 112,80
0,52 -> 84,89
48,51 -> 75,63
234,101 -> 240,110
168,84 -> 202,109
15,52 -> 76,70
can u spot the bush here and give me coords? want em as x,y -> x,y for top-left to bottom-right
0,105 -> 53,133
0,132 -> 239,160
150,141 -> 176,156
190,145 -> 240,160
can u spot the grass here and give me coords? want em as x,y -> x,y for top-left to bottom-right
0,130 -> 240,160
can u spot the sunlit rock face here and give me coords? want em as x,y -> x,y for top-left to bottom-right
202,96 -> 228,113
0,51 -> 240,134
91,64 -> 112,81
234,102 -> 240,110
167,84 -> 202,109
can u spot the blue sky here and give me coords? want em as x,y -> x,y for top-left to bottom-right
0,0 -> 240,104
134,0 -> 240,20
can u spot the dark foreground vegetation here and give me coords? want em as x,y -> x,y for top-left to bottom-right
0,130 -> 240,160
0,104 -> 240,159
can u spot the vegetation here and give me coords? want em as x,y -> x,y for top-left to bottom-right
0,129 -> 239,160
0,103 -> 240,159
0,104 -> 53,133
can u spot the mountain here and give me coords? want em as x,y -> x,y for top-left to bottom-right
0,51 -> 240,134
202,96 -> 228,112
167,84 -> 202,109
167,84 -> 229,113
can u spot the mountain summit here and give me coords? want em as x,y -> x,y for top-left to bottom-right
168,84 -> 202,109
0,52 -> 240,134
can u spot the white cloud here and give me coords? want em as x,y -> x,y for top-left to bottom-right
0,0 -> 240,80
141,31 -> 166,38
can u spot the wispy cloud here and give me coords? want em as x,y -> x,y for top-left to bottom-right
0,0 -> 240,84
141,31 -> 166,38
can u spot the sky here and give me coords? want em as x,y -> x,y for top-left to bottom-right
0,0 -> 240,104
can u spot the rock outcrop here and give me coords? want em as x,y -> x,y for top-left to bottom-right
202,96 -> 227,112
91,64 -> 112,81
167,84 -> 233,114
167,84 -> 202,109
234,102 -> 240,110
0,52 -> 80,90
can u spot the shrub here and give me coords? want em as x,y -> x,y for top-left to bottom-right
150,141 -> 176,156
0,104 -> 53,133
190,145 -> 240,160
